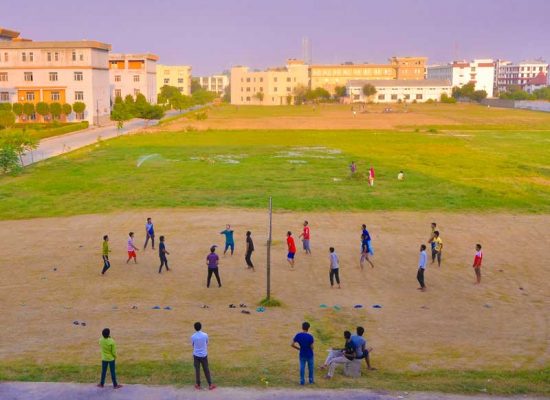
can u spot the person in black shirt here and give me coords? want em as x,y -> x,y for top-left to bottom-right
158,236 -> 170,273
245,231 -> 254,270
325,330 -> 356,379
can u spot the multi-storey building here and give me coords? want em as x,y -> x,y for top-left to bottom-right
0,27 -> 111,124
231,59 -> 309,105
156,64 -> 192,96
109,53 -> 158,103
197,74 -> 229,95
427,59 -> 495,97
495,59 -> 548,93
346,79 -> 451,103
310,56 -> 426,94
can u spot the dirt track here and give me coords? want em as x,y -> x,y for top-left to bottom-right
0,209 -> 548,371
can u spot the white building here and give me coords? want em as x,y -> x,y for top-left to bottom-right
427,59 -> 495,97
346,79 -> 452,103
197,74 -> 229,95
0,27 -> 111,125
495,59 -> 548,93
109,53 -> 158,104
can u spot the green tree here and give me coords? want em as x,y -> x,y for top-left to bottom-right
114,95 -> 123,104
286,94 -> 293,105
0,103 -> 12,111
0,144 -> 20,174
171,94 -> 192,111
73,102 -> 86,120
62,103 -> 72,119
293,84 -> 309,104
158,85 -> 181,106
334,86 -> 347,98
140,104 -> 165,126
2,131 -> 39,166
191,78 -> 202,93
532,87 -> 550,101
12,103 -> 23,117
255,92 -> 264,102
192,89 -> 216,105
0,110 -> 16,129
222,85 -> 231,103
50,102 -> 62,120
440,93 -> 457,103
362,84 -> 377,100
22,103 -> 35,120
111,102 -> 132,131
471,90 -> 488,102
36,102 -> 50,121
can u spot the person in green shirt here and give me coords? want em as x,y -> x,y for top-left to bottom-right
97,328 -> 122,389
101,235 -> 111,275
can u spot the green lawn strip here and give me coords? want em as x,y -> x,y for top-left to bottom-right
0,362 -> 548,395
2,122 -> 90,140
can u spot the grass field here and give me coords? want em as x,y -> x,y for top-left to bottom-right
0,104 -> 549,394
1,121 -> 89,141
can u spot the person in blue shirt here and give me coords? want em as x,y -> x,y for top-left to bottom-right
360,233 -> 375,269
220,224 -> 235,255
291,322 -> 315,385
351,326 -> 375,371
144,217 -> 155,250
417,244 -> 427,291
158,236 -> 170,273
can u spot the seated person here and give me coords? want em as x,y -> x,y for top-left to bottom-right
324,331 -> 356,379
351,326 -> 375,370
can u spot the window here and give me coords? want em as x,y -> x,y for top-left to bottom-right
274,77 -> 278,82
29,52 -> 34,62
79,53 -> 84,61
54,52 -> 59,61
49,72 -> 58,81
178,78 -> 183,83
133,75 -> 140,82
26,92 -> 35,101
134,89 -> 140,96
51,92 -> 60,101
286,77 -> 291,82
391,94 -> 398,100
163,78 -> 169,84
259,77 -> 263,82
0,72 -> 7,81
115,75 -> 121,82
74,71 -> 83,81
378,94 -> 385,100
246,87 -> 250,92
178,87 -> 184,92
4,52 -> 7,62
246,77 -> 250,82
22,52 -> 26,62
274,87 -> 278,92
47,52 -> 52,61
246,96 -> 250,101
24,72 -> 33,81
74,91 -> 84,101
72,51 -> 76,61
286,87 -> 291,92
404,94 -> 410,100
114,89 -> 121,98
416,94 -> 423,100
0,92 -> 9,101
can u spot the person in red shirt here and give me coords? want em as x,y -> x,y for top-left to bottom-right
368,166 -> 375,187
473,244 -> 483,284
287,231 -> 297,268
299,220 -> 311,255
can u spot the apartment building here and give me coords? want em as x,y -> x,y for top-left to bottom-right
310,56 -> 426,94
495,59 -> 548,93
156,64 -> 192,96
346,79 -> 451,103
427,59 -> 495,97
198,74 -> 229,95
109,53 -> 158,103
0,27 -> 111,124
231,59 -> 309,105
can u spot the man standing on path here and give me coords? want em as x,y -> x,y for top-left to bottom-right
220,224 -> 235,255
329,247 -> 341,288
287,231 -> 297,268
417,244 -> 427,291
126,232 -> 138,264
97,328 -> 122,389
191,322 -> 216,391
299,221 -> 311,254
473,244 -> 483,284
245,231 -> 255,270
430,231 -> 443,267
206,246 -> 222,288
351,326 -> 375,371
158,235 -> 170,273
291,322 -> 315,385
101,235 -> 111,275
143,217 -> 155,250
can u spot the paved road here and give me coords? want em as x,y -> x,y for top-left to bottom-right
0,382 -> 542,400
22,107 -> 199,165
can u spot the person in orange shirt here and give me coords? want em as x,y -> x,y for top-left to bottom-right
473,244 -> 483,284
287,231 -> 297,268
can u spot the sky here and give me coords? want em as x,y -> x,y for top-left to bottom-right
3,0 -> 549,75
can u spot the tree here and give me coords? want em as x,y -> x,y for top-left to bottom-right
0,144 -> 20,174
22,103 -> 35,120
255,92 -> 264,103
139,104 -> 165,126
111,102 -> 132,131
440,93 -> 457,103
334,86 -> 347,98
452,82 -> 475,99
191,89 -> 216,105
158,85 -> 181,106
362,84 -> 377,100
50,102 -> 62,120
191,78 -> 202,93
222,85 -> 231,103
471,90 -> 488,102
312,87 -> 330,101
2,131 -> 39,166
36,102 -> 50,121
73,102 -> 86,120
0,103 -> 11,111
532,87 -> 550,101
171,94 -> 192,111
0,110 -> 16,129
286,94 -> 293,105
62,103 -> 72,119
114,95 -> 123,104
12,103 -> 23,118
293,84 -> 309,104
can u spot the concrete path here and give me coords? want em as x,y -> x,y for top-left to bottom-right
0,382 -> 542,400
22,107 -> 200,165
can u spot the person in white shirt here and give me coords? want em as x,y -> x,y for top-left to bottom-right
191,322 -> 216,391
329,247 -> 341,289
397,170 -> 404,180
417,244 -> 427,291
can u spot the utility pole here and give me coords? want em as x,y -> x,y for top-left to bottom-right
266,196 -> 272,300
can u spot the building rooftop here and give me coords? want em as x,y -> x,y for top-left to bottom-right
527,72 -> 548,85
110,53 -> 159,61
347,79 -> 451,87
0,27 -> 21,40
0,40 -> 111,51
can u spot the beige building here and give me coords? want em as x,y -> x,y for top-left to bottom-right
0,27 -> 111,124
346,79 -> 451,103
198,74 -> 229,95
231,59 -> 309,105
109,53 -> 158,103
310,56 -> 427,94
157,64 -> 192,96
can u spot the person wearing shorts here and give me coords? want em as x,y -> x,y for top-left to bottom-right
126,232 -> 138,264
287,231 -> 296,268
143,217 -> 155,250
220,224 -> 235,255
299,221 -> 311,254
473,244 -> 483,284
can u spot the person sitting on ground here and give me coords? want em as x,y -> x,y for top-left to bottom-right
398,170 -> 404,180
324,331 -> 356,379
351,326 -> 375,371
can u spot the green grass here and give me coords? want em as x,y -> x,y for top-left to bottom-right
0,127 -> 549,219
0,362 -> 548,395
3,121 -> 89,140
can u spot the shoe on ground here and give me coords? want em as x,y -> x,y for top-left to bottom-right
194,384 -> 201,390
209,384 -> 217,390
114,385 -> 123,389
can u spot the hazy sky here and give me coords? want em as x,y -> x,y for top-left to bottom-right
3,0 -> 549,75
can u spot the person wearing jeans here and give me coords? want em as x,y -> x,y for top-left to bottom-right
291,321 -> 315,385
191,321 -> 216,390
245,231 -> 255,270
417,244 -> 427,291
101,235 -> 111,275
206,246 -> 222,288
97,328 -> 122,389
329,247 -> 341,288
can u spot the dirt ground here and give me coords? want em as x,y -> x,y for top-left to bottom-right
0,210 -> 548,371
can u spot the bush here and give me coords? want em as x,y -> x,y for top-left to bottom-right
0,144 -> 20,174
0,103 -> 12,111
440,93 -> 457,103
0,110 -> 16,129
